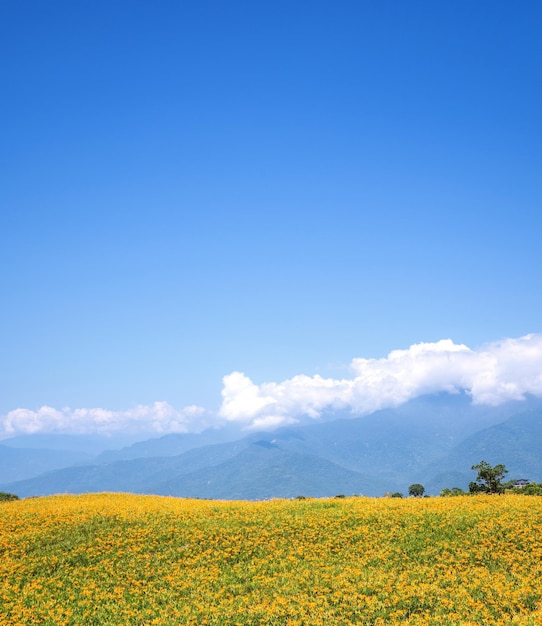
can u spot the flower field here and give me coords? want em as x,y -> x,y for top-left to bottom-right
1,493 -> 542,625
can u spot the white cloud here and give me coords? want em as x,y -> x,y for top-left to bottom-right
0,402 -> 208,438
218,334 -> 542,429
3,333 -> 542,437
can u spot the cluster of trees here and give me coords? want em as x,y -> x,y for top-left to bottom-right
514,482 -> 542,495
390,462 -> 542,498
387,484 -> 426,498
0,492 -> 19,502
440,461 -> 542,496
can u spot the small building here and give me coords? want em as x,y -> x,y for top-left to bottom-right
514,479 -> 530,488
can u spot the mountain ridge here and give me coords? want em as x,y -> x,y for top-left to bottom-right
2,394 -> 541,498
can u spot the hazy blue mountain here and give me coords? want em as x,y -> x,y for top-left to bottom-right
0,438 -> 252,498
457,408 -> 542,479
0,444 -> 93,482
96,392 -> 520,465
2,394 -> 542,499
240,393 -> 532,483
0,433 -> 144,455
93,425 -> 242,464
153,441 -> 387,499
423,471 -> 472,495
420,407 -> 542,492
0,440 -> 386,499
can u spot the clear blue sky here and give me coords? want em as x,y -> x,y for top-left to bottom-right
2,1 -> 541,422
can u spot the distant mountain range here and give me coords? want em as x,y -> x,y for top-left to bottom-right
1,393 -> 541,498
0,444 -> 93,483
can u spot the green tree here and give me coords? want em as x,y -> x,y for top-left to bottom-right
440,487 -> 466,497
469,461 -> 508,494
501,479 -> 517,491
408,483 -> 425,497
522,482 -> 542,496
0,492 -> 19,502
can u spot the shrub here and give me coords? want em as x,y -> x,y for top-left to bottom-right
0,492 -> 19,502
440,487 -> 466,497
522,482 -> 542,496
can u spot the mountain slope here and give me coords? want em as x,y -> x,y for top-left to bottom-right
152,441 -> 386,499
241,393 -> 530,482
1,433 -> 145,455
0,440 -> 385,499
3,395 -> 542,499
0,438 -> 250,497
0,444 -> 93,483
93,426 -> 242,464
420,408 -> 542,492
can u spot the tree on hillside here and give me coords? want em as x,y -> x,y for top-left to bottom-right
0,492 -> 19,502
408,483 -> 425,497
440,487 -> 466,497
521,482 -> 542,496
469,461 -> 508,494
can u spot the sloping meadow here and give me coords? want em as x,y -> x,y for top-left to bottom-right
1,493 -> 541,625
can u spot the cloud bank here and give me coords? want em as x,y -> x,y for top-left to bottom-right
0,402 -> 207,438
2,333 -> 542,437
219,334 -> 542,429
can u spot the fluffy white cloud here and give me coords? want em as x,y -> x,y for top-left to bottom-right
4,334 -> 542,437
219,334 -> 542,429
0,402 -> 207,437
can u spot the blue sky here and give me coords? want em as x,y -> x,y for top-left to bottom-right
2,2 -> 542,435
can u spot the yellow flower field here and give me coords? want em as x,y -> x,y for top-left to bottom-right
1,493 -> 541,625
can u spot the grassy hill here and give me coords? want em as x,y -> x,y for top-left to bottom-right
1,493 -> 542,625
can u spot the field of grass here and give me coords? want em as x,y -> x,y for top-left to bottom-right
1,493 -> 542,625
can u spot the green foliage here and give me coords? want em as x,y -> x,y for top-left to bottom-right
390,492 -> 403,498
501,481 -> 542,495
408,483 -> 425,497
0,492 -> 19,502
502,479 -> 518,491
440,487 -> 466,497
521,482 -> 542,496
469,460 -> 508,494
